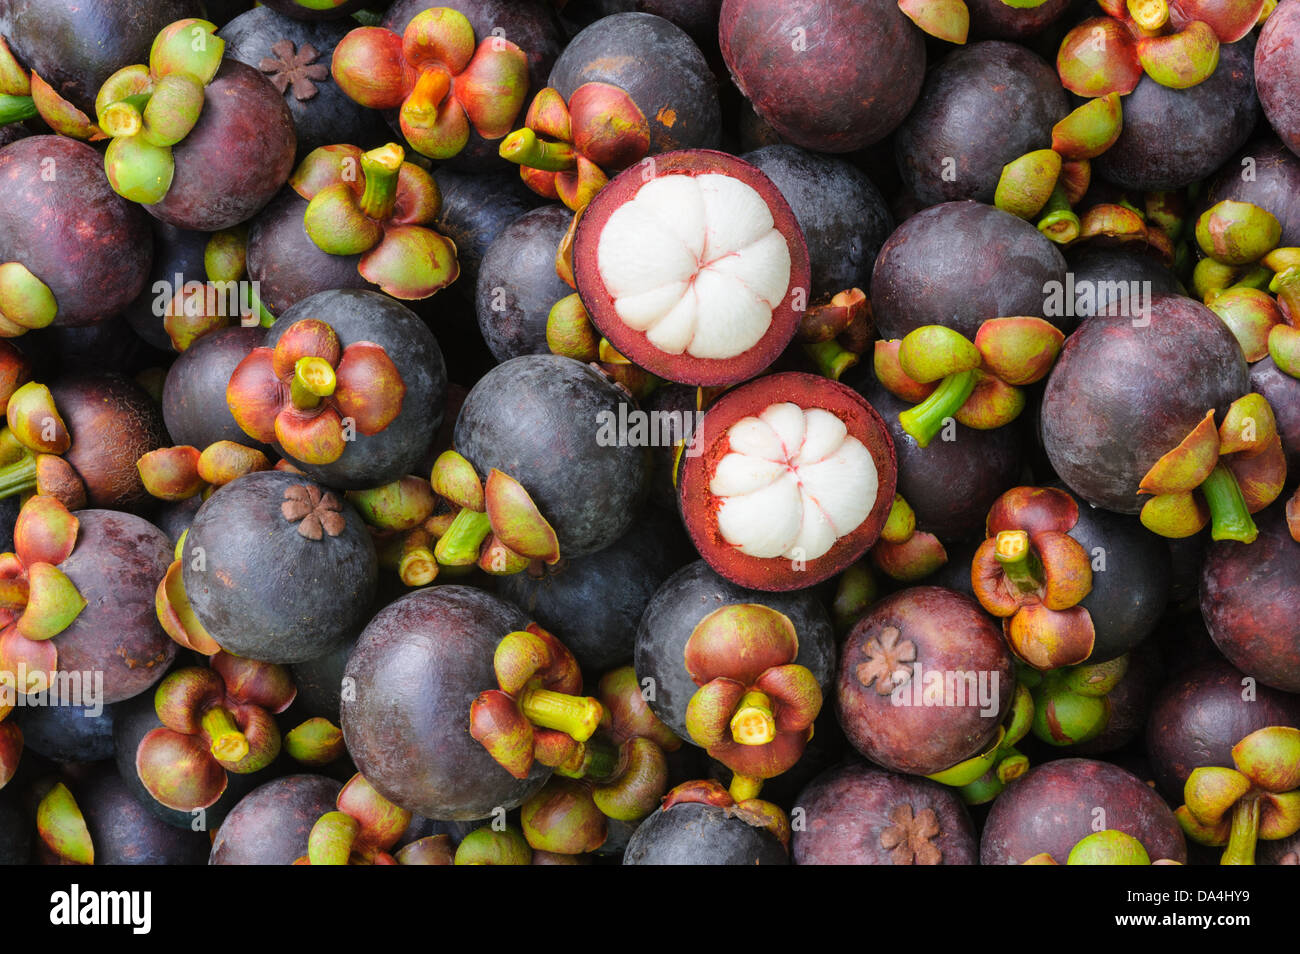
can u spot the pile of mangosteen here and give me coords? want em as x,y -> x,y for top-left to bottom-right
0,0 -> 1298,872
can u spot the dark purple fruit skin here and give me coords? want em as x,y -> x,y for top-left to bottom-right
162,325 -> 267,450
848,371 -> 1023,540
1256,2 -> 1300,159
742,144 -> 893,301
895,41 -> 1068,208
288,634 -> 356,725
13,701 -> 114,763
1040,296 -> 1251,513
221,6 -> 389,157
146,60 -> 297,232
454,355 -> 649,558
54,510 -> 176,705
560,1 -> 722,55
0,794 -> 29,864
210,774 -> 342,864
268,289 -> 448,489
1207,140 -> 1300,247
622,800 -> 788,864
720,0 -> 923,153
498,509 -> 692,674
245,189 -> 367,316
634,560 -> 836,742
1069,642 -> 1162,756
837,587 -> 1013,776
1201,504 -> 1300,693
1065,490 -> 1171,663
981,758 -> 1187,864
870,201 -> 1069,341
1094,38 -> 1258,191
966,0 -> 1071,39
1260,831 -> 1300,865
183,471 -> 378,664
77,769 -> 210,865
1062,245 -> 1186,334
0,0 -> 201,115
340,586 -> 550,820
53,373 -> 168,509
384,0 -> 564,97
792,761 -> 977,865
122,220 -> 210,351
0,136 -> 153,328
433,169 -> 545,299
474,205 -> 573,362
550,12 -> 720,154
1145,659 -> 1300,800
1251,357 -> 1300,475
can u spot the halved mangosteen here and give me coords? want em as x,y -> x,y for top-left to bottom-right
677,372 -> 896,591
573,149 -> 810,386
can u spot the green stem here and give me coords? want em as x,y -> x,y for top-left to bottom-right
517,686 -> 603,742
99,92 -> 153,138
201,706 -> 249,764
730,690 -> 777,746
1199,462 -> 1257,543
994,530 -> 1044,594
0,93 -> 36,126
1220,796 -> 1259,866
359,144 -> 404,220
898,369 -> 977,447
802,340 -> 859,381
433,508 -> 492,566
577,739 -> 620,782
0,451 -> 37,499
728,774 -> 763,802
290,356 -> 337,410
958,770 -> 1004,806
1037,182 -> 1080,244
498,128 -> 577,172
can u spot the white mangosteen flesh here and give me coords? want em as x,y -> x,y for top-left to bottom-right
709,402 -> 877,560
594,172 -> 792,360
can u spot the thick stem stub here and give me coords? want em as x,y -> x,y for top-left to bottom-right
994,531 -> 1043,594
1200,462 -> 1258,544
898,369 -> 977,447
729,690 -> 777,746
359,143 -> 404,220
201,706 -> 249,764
1222,796 -> 1260,866
518,686 -> 603,742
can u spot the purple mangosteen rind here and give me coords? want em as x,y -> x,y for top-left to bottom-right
980,757 -> 1188,865
677,372 -> 898,592
633,560 -> 836,744
622,798 -> 788,865
340,585 -> 552,820
76,768 -> 211,865
573,148 -> 811,387
432,168 -> 546,299
209,773 -> 342,864
162,324 -> 268,451
264,289 -> 447,489
181,469 -> 378,664
1255,2 -> 1300,161
836,586 -> 1015,777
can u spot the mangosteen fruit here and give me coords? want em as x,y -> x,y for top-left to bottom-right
12,701 -> 114,763
161,324 -> 267,450
622,784 -> 788,865
231,289 -> 447,489
1062,245 -> 1186,331
1145,657 -> 1300,800
1068,643 -> 1163,756
1251,356 -> 1300,474
179,470 -> 377,664
720,0 -> 923,153
1207,140 -> 1300,248
1040,296 -> 1251,514
573,149 -> 810,385
980,758 -> 1187,864
340,586 -> 552,820
209,773 -> 342,864
475,205 -> 574,361
434,169 -> 545,297
871,200 -> 1069,341
742,144 -> 893,306
966,0 -> 1072,40
837,586 -> 1014,777
1200,502 -> 1300,693
895,41 -> 1068,208
1093,38 -> 1258,192
791,761 -> 978,865
121,220 -> 211,351
76,768 -> 210,865
1255,2 -> 1300,159
677,372 -> 897,591
0,136 -> 153,334
452,354 -> 650,559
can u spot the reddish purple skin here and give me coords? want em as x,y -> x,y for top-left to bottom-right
162,325 -> 268,450
1040,295 -> 1250,513
980,758 -> 1187,865
146,60 -> 297,232
1207,140 -> 1300,247
966,0 -> 1072,39
1145,658 -> 1300,800
52,510 -> 177,705
792,762 -> 977,865
1250,357 -> 1300,474
0,136 -> 152,328
1201,504 -> 1300,693
78,769 -> 210,865
246,189 -> 367,316
719,0 -> 924,153
836,587 -> 1013,776
1256,1 -> 1300,159
210,774 -> 342,865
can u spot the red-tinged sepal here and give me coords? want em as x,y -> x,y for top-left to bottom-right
483,469 -> 560,563
37,782 -> 93,865
470,689 -> 535,779
13,494 -> 79,567
683,603 -> 799,686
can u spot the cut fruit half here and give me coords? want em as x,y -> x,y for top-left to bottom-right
679,372 -> 897,590
573,149 -> 810,386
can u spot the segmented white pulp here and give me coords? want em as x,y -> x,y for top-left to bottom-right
594,172 -> 792,360
710,403 -> 877,561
